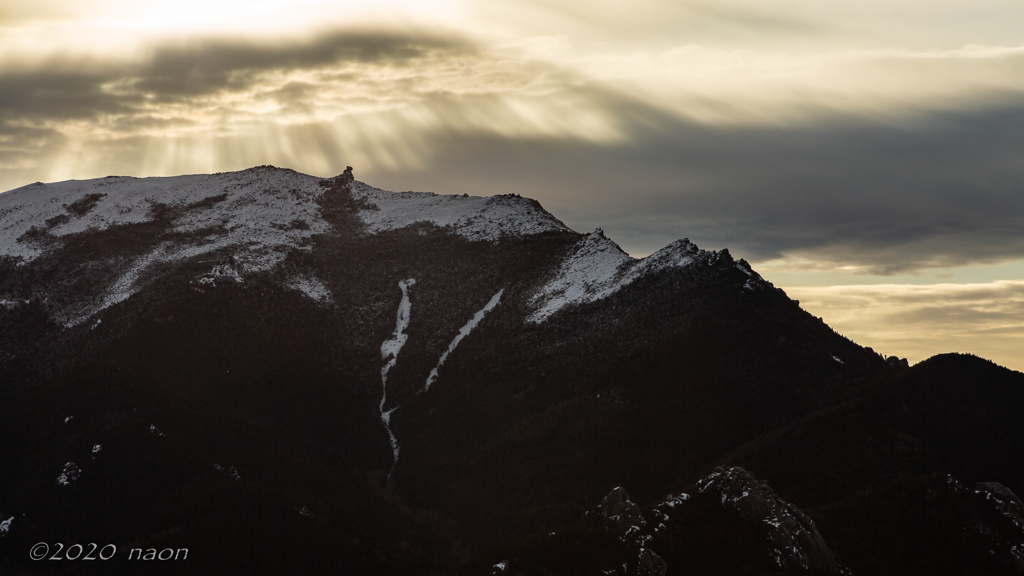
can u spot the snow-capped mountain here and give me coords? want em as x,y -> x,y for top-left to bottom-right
1,166 -> 1022,575
0,166 -> 567,326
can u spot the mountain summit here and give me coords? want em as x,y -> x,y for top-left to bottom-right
1,166 -> 1021,575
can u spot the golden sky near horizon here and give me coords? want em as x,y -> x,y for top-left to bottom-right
1,0 -> 1023,370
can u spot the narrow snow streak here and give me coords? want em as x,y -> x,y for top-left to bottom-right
424,288 -> 504,392
380,278 -> 416,476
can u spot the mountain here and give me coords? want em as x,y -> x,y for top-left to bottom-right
1,166 -> 1021,575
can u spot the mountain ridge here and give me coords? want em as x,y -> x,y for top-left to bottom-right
1,165 -> 1021,575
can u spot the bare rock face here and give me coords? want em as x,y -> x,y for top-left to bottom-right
977,482 -> 1024,512
644,466 -> 847,576
974,479 -> 1024,569
694,466 -> 846,574
519,471 -> 843,576
967,481 -> 1024,574
595,487 -> 667,576
599,487 -> 648,540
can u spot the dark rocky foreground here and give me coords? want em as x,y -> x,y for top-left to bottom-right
0,166 -> 1021,575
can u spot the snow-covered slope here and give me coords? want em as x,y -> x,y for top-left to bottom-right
0,167 -> 569,266
0,169 -> 327,266
0,166 -> 572,325
2,165 -> 761,331
527,229 -> 703,323
350,181 -> 567,241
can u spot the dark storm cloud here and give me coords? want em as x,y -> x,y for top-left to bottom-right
361,90 -> 1024,274
0,29 -> 475,124
0,68 -> 135,123
133,30 -> 474,98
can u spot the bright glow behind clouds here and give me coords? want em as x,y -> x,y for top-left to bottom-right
2,0 -> 1024,370
789,281 -> 1024,371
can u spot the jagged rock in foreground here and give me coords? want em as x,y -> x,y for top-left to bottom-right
596,488 -> 667,576
683,466 -> 847,574
951,479 -> 1024,574
475,467 -> 845,576
1,166 -> 1023,575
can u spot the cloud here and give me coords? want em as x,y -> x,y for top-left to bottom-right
132,30 -> 475,98
786,281 -> 1024,371
356,95 -> 1024,275
472,0 -> 1024,52
0,0 -> 102,24
3,0 -> 1022,375
0,29 -> 475,126
5,76 -> 1024,276
2,26 -> 1024,278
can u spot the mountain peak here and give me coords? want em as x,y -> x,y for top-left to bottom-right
349,180 -> 569,242
0,166 -> 571,264
528,232 -> 717,323
3,166 -> 1020,576
0,166 -> 572,326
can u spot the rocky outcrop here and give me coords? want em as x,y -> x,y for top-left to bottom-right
507,470 -> 844,576
975,482 -> 1024,574
954,479 -> 1024,574
691,466 -> 846,574
598,487 -> 648,539
978,482 -> 1024,573
596,487 -> 666,576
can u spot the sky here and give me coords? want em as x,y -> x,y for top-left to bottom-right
1,0 -> 1022,370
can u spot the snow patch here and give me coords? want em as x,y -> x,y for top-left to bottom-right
57,462 -> 80,486
92,444 -> 102,454
2,169 -> 331,324
528,231 -> 700,323
0,516 -> 11,536
350,182 -> 567,241
287,275 -> 333,304
198,260 -> 244,286
64,415 -> 73,423
379,278 -> 415,477
663,493 -> 690,508
63,246 -> 167,326
213,464 -> 241,480
0,169 -> 329,264
831,355 -> 844,364
424,288 -> 503,392
2,168 -> 569,328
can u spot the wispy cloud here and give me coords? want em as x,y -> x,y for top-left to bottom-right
787,281 -> 1024,371
0,30 -> 475,125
